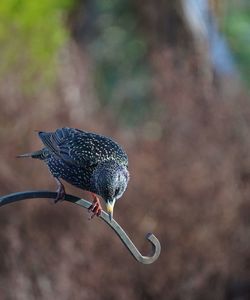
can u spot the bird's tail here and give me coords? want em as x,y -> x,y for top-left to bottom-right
17,149 -> 45,160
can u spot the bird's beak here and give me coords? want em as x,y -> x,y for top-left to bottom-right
106,200 -> 115,222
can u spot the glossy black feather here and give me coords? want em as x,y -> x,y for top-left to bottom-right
39,128 -> 128,168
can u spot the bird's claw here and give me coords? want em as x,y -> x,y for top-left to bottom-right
88,194 -> 102,219
54,179 -> 65,203
54,186 -> 65,203
55,193 -> 65,203
54,189 -> 65,203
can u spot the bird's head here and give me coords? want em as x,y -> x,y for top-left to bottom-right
91,161 -> 129,221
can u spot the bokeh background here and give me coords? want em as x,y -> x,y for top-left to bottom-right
0,0 -> 250,299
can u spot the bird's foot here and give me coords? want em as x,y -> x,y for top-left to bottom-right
88,193 -> 102,219
54,178 -> 65,203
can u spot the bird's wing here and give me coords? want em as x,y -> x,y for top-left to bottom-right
38,128 -> 128,167
38,128 -> 77,165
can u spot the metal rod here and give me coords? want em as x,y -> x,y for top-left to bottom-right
0,191 -> 161,264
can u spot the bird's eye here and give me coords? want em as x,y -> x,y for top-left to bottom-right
114,187 -> 120,197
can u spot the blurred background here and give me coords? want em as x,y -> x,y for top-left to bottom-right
0,0 -> 250,299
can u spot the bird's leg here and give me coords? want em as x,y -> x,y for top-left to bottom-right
54,178 -> 65,203
88,193 -> 102,219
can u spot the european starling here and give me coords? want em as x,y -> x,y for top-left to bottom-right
18,127 -> 129,220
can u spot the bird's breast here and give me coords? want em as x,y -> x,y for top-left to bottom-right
46,155 -> 92,190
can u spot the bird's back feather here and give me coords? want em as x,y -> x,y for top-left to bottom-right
38,128 -> 128,168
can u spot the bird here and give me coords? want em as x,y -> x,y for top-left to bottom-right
17,127 -> 129,221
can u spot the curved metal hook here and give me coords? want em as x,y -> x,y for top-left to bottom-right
0,191 -> 161,264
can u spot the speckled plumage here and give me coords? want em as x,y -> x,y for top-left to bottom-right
19,127 -> 129,219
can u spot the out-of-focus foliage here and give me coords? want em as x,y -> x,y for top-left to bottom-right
84,0 -> 153,126
221,1 -> 250,83
0,0 -> 74,90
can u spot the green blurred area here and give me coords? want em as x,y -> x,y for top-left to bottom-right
85,1 -> 152,126
221,1 -> 250,83
0,0 -> 74,90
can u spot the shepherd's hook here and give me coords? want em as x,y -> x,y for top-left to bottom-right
0,191 -> 161,264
